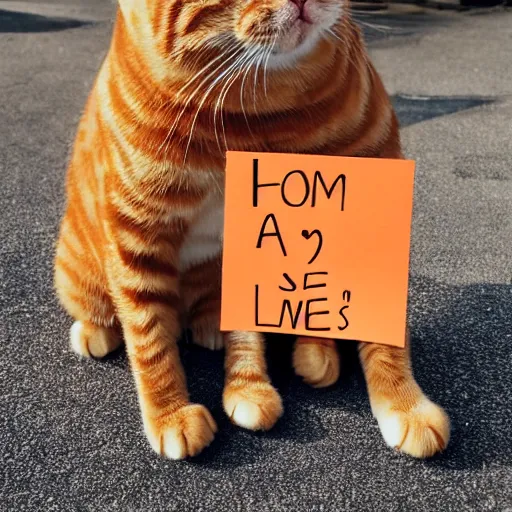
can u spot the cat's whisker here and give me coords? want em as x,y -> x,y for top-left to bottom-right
157,52 -> 231,156
233,48 -> 262,138
325,28 -> 361,70
181,46 -> 250,164
240,49 -> 262,139
351,10 -> 394,27
157,36 -> 240,155
263,37 -> 277,98
325,27 -> 343,43
183,45 -> 258,162
211,47 -> 258,153
216,47 -> 261,152
252,49 -> 264,109
239,49 -> 260,113
153,34 -> 232,119
161,43 -> 244,158
352,18 -> 394,33
175,35 -> 233,98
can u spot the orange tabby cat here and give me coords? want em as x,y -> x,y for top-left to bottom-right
54,0 -> 449,459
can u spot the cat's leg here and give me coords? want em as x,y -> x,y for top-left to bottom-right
181,260 -> 282,430
293,337 -> 340,388
223,331 -> 283,430
105,212 -> 216,460
54,216 -> 122,358
181,257 -> 224,351
359,333 -> 450,458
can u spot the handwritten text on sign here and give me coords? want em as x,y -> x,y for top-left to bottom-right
221,152 -> 415,347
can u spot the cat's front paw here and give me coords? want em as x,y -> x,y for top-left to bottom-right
374,396 -> 450,458
223,382 -> 283,431
293,337 -> 340,388
144,404 -> 217,460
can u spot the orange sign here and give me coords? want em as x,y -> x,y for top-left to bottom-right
221,152 -> 415,347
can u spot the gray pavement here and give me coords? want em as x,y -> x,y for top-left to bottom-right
1,2 -> 511,511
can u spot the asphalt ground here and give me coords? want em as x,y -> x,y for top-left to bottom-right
1,2 -> 511,511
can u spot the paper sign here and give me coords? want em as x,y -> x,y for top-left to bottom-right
221,151 -> 415,348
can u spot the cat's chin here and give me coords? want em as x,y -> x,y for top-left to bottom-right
278,19 -> 315,52
267,28 -> 324,69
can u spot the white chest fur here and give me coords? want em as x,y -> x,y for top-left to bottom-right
179,190 -> 225,271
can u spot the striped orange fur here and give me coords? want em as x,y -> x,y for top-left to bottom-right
54,0 -> 448,459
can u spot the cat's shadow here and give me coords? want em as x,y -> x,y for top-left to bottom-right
179,337 -> 370,469
404,276 -> 512,472
103,336 -> 362,469
177,336 -> 332,468
103,275 -> 511,470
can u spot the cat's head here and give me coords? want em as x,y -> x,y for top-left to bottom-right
118,0 -> 345,67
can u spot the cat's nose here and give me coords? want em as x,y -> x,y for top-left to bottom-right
290,0 -> 307,7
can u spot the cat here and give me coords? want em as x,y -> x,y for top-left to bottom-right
54,0 -> 450,460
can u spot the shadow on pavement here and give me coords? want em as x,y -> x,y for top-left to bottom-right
407,276 -> 512,471
0,9 -> 90,33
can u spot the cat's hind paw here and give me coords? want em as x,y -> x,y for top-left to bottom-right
70,320 -> 121,359
190,329 -> 224,351
293,337 -> 340,388
145,404 -> 217,460
223,382 -> 283,431
375,396 -> 450,458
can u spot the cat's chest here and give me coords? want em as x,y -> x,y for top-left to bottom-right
179,191 -> 225,271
